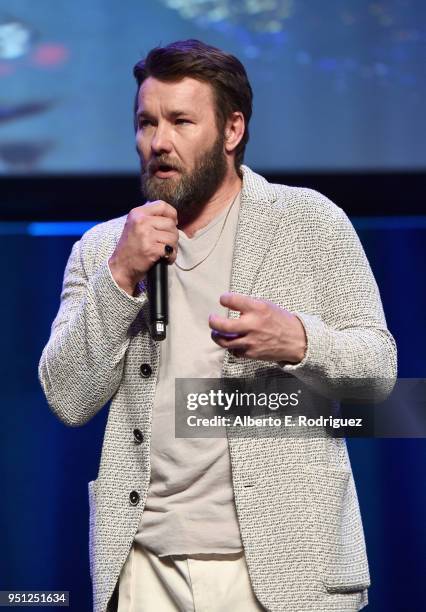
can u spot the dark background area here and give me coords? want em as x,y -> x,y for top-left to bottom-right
2,171 -> 426,220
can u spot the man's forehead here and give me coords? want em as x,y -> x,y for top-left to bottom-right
137,76 -> 214,109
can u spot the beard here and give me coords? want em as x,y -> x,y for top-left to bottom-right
140,132 -> 227,217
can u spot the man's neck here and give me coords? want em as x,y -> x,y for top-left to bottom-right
178,171 -> 242,238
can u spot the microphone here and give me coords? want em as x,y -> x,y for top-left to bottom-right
147,257 -> 168,341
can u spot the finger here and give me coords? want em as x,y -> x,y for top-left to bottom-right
211,330 -> 249,350
208,313 -> 246,336
153,232 -> 179,262
154,230 -> 179,249
219,292 -> 262,313
150,216 -> 179,232
137,201 -> 178,222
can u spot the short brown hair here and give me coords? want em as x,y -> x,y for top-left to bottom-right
133,39 -> 253,176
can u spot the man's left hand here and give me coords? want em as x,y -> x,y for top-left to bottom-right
209,292 -> 307,364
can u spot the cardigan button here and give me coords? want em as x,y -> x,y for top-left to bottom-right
129,490 -> 140,506
140,363 -> 152,378
133,429 -> 144,444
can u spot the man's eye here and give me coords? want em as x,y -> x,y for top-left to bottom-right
138,119 -> 152,128
176,119 -> 190,125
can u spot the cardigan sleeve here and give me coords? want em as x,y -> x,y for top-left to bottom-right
38,236 -> 147,427
282,206 -> 397,399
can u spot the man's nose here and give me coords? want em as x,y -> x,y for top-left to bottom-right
151,123 -> 173,155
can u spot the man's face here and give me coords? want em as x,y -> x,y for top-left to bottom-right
136,76 -> 227,215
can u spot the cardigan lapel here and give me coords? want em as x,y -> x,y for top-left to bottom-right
228,165 -> 283,298
222,165 -> 284,376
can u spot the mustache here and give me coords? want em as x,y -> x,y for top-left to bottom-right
145,157 -> 183,175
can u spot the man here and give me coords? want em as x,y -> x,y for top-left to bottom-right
39,39 -> 397,612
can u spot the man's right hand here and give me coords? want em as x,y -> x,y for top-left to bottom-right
108,200 -> 178,296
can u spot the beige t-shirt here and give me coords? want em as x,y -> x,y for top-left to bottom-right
135,192 -> 243,557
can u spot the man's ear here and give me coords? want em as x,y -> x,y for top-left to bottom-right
224,112 -> 245,153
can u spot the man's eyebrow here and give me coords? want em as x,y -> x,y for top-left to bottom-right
136,109 -> 195,119
136,110 -> 154,120
168,110 -> 194,118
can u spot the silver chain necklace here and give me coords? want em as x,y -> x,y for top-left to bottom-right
174,193 -> 239,272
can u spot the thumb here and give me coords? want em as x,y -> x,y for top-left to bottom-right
219,292 -> 255,313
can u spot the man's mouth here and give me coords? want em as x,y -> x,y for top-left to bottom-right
152,163 -> 179,178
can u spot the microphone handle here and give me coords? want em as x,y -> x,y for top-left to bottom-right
147,258 -> 168,341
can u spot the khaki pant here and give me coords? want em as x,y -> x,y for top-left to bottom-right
117,542 -> 265,612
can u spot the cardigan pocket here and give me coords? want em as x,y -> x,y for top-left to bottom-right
304,466 -> 371,594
